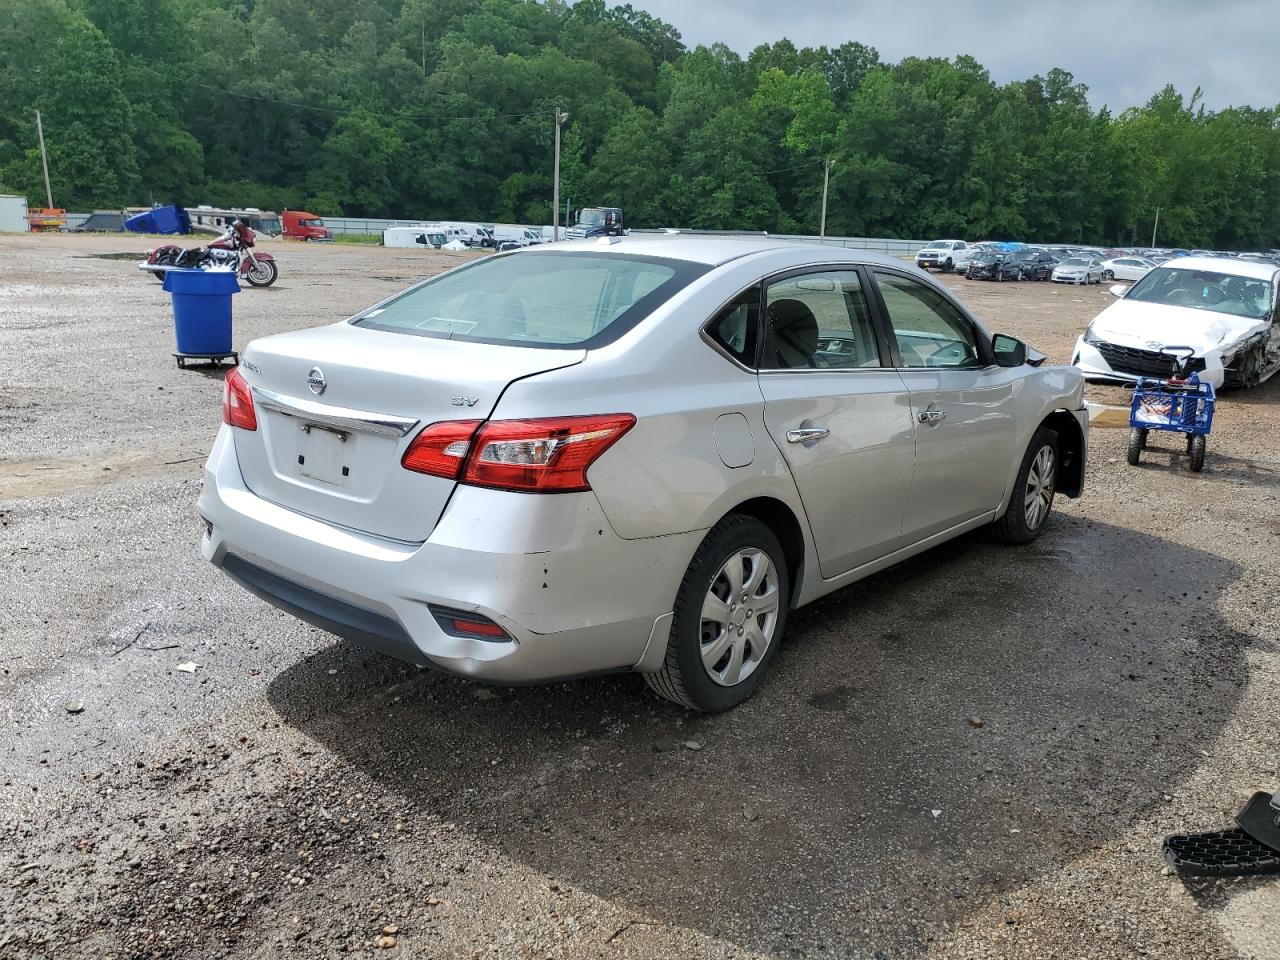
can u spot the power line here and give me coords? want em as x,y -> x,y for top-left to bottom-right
191,83 -> 541,122
758,156 -> 829,177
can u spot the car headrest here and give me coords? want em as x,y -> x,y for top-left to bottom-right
767,298 -> 819,368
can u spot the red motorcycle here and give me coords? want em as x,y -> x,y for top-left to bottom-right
142,219 -> 278,287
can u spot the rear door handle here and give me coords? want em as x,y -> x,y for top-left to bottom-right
786,427 -> 830,443
918,409 -> 947,424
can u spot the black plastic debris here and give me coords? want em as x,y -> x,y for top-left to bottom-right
1163,791 -> 1280,877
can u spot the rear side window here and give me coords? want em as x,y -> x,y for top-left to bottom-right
761,270 -> 882,370
355,252 -> 708,348
705,287 -> 761,366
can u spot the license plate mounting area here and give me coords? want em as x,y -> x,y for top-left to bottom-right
296,422 -> 352,486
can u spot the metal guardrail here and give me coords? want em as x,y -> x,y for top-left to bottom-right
61,210 -> 929,254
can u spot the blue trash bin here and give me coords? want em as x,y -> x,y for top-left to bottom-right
162,268 -> 240,357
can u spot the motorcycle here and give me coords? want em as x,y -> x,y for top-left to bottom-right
141,219 -> 278,287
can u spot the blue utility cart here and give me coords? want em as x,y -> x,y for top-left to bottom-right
1126,346 -> 1215,472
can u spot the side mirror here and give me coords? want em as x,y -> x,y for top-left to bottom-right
992,333 -> 1027,367
1109,283 -> 1127,298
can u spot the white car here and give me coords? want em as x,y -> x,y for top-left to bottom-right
914,239 -> 968,272
1099,257 -> 1155,283
1073,256 -> 1280,389
200,237 -> 1088,711
1051,257 -> 1104,285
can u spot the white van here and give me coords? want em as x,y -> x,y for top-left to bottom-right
491,224 -> 545,247
426,222 -> 493,248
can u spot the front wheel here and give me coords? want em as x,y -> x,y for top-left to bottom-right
644,515 -> 789,712
990,427 -> 1058,544
1188,434 -> 1206,472
943,258 -> 953,273
245,258 -> 278,287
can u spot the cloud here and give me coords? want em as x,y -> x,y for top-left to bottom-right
607,0 -> 1279,111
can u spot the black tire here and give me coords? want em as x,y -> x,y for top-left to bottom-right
644,515 -> 790,712
990,427 -> 1058,544
1127,427 -> 1146,465
1102,269 -> 1115,281
1188,434 -> 1206,472
943,257 -> 953,273
245,258 -> 278,287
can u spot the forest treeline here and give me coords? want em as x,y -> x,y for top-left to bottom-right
3,0 -> 1279,248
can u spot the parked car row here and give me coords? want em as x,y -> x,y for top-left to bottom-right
920,241 -> 1159,286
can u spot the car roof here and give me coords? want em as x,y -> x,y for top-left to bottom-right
534,235 -> 914,269
1158,256 -> 1279,280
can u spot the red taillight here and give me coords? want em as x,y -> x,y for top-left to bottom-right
402,414 -> 635,493
222,367 -> 257,430
400,420 -> 481,478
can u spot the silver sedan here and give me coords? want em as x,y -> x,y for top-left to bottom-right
199,238 -> 1089,711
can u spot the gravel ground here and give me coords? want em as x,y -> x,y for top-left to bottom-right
2,234 -> 1278,960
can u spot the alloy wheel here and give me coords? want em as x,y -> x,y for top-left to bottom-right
1024,445 -> 1056,530
699,548 -> 780,686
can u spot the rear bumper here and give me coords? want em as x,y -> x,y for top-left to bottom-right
197,426 -> 698,682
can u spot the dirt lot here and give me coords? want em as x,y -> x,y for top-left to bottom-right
2,234 -> 1278,960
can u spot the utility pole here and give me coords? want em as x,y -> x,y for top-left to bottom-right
35,110 -> 53,209
552,107 -> 568,241
1151,206 -> 1160,248
819,158 -> 835,239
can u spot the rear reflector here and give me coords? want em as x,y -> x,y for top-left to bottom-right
222,367 -> 257,430
428,605 -> 510,642
402,414 -> 635,493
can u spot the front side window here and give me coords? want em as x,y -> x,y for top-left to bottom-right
355,252 -> 707,347
873,271 -> 983,369
761,271 -> 882,370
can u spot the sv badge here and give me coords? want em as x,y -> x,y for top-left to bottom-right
450,397 -> 479,407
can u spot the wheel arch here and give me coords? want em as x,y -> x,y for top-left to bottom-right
1042,409 -> 1085,498
722,496 -> 808,608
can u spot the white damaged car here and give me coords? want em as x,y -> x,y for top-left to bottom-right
1073,257 -> 1280,389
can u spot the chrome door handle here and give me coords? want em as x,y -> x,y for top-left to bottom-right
786,427 -> 830,443
918,409 -> 947,424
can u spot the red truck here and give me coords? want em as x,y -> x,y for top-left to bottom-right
282,210 -> 332,241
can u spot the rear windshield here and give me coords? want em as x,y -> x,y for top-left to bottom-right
1126,266 -> 1274,319
354,252 -> 708,348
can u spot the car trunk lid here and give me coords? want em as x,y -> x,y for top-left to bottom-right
232,323 -> 585,541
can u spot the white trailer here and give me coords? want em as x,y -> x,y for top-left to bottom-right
0,195 -> 30,233
383,226 -> 446,249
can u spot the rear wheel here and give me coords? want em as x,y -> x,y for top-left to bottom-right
644,515 -> 789,712
1127,427 -> 1147,465
1102,269 -> 1115,281
1188,434 -> 1206,472
991,427 -> 1058,544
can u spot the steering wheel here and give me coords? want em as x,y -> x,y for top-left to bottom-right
1197,285 -> 1227,306
923,342 -> 969,367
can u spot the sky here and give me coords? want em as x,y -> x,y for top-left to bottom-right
607,0 -> 1279,112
